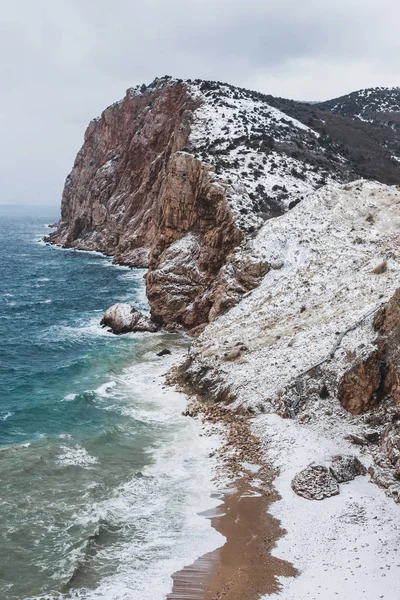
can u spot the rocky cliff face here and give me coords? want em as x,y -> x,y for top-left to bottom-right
49,77 -> 400,332
49,76 -> 376,332
48,78 -> 246,331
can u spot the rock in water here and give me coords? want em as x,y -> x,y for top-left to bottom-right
100,303 -> 159,334
329,455 -> 367,483
157,349 -> 172,357
291,464 -> 340,500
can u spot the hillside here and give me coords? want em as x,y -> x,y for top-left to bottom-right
47,77 -> 400,598
317,86 -> 400,127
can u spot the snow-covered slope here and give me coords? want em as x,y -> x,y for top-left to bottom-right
181,179 -> 400,597
185,179 -> 400,478
318,86 -> 400,126
185,79 -> 352,230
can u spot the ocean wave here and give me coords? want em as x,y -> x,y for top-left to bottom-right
0,441 -> 31,453
0,411 -> 13,421
94,381 -> 117,397
22,354 -> 224,600
56,445 -> 98,468
67,427 -> 223,599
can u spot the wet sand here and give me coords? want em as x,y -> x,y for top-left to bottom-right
167,473 -> 296,600
164,379 -> 298,600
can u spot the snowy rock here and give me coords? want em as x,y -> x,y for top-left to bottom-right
291,464 -> 340,500
329,455 -> 367,483
100,303 -> 159,334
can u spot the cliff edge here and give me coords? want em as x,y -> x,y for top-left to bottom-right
48,76 -> 365,332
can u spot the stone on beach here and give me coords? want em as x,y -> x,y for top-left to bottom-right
291,464 -> 340,500
329,454 -> 367,483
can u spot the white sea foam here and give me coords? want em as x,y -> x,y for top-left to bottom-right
0,412 -> 13,421
31,349 -> 225,600
63,393 -> 77,401
95,381 -> 117,397
56,445 -> 98,468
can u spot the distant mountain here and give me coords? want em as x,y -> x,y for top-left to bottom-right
265,87 -> 400,185
316,87 -> 400,127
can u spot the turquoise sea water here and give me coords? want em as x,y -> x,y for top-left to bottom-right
0,206 -> 221,600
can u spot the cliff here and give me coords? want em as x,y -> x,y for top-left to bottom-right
48,76 -> 374,332
48,76 -> 400,597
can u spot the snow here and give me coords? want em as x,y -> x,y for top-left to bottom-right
186,180 -> 400,598
185,80 -> 345,231
258,414 -> 400,600
329,87 -> 400,121
191,180 -> 400,413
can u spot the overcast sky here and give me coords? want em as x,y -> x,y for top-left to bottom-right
1,0 -> 399,207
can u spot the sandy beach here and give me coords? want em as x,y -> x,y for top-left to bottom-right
165,397 -> 297,600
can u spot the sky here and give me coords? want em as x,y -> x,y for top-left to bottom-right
1,0 -> 399,207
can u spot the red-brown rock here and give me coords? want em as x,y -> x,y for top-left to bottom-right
47,78 -> 243,331
338,350 -> 383,415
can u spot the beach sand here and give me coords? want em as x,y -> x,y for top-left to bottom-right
166,399 -> 297,600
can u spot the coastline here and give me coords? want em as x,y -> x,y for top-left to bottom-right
35,235 -> 229,600
164,397 -> 297,600
42,203 -> 400,600
162,365 -> 400,600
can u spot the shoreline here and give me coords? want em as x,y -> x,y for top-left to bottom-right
165,398 -> 297,600
166,335 -> 400,600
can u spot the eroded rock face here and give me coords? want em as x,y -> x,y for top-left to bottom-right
381,289 -> 400,404
291,464 -> 340,500
208,251 -> 270,321
100,303 -> 159,334
47,79 -> 243,331
338,350 -> 383,415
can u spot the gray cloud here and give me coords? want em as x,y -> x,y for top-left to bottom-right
1,0 -> 399,206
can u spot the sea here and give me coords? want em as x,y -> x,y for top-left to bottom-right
0,205 -> 222,600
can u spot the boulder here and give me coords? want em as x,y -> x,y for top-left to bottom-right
291,464 -> 340,500
100,303 -> 159,334
157,349 -> 172,357
330,455 -> 367,483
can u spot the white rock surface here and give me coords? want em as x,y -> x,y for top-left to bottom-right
100,303 -> 159,334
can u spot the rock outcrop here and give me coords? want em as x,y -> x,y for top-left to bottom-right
338,350 -> 383,415
377,288 -> 400,404
100,303 -> 159,334
50,76 -> 395,333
